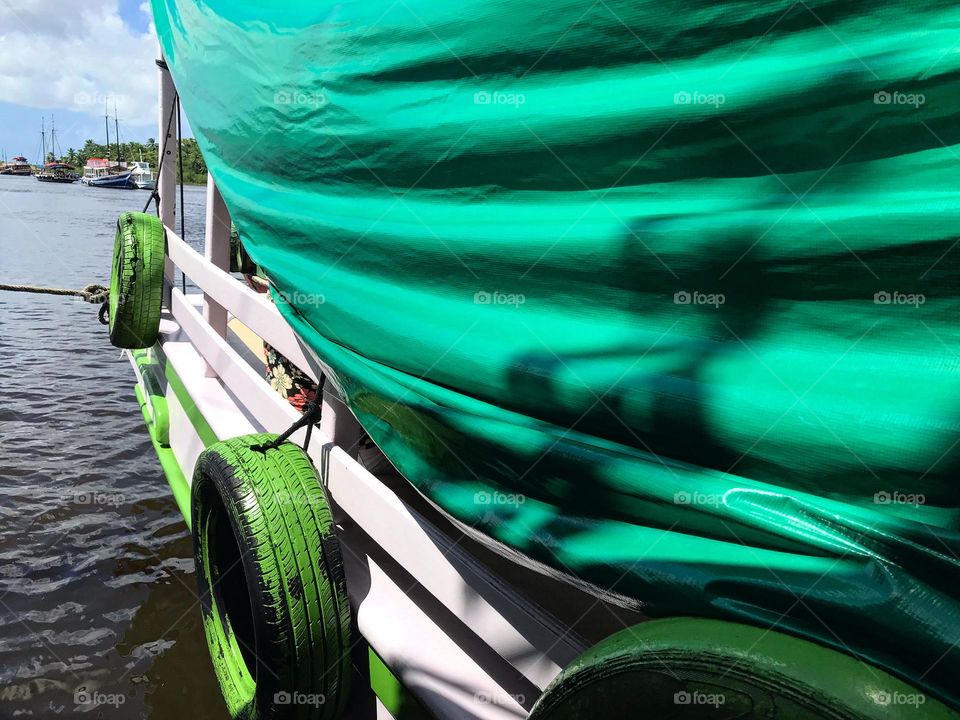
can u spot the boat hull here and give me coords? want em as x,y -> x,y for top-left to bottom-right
35,175 -> 79,183
87,172 -> 136,189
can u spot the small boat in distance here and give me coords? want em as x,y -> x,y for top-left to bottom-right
82,158 -> 134,188
81,158 -> 109,184
35,118 -> 79,183
36,162 -> 79,183
0,156 -> 33,176
130,160 -> 155,190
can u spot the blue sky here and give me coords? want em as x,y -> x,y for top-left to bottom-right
120,0 -> 152,33
0,1 -> 171,162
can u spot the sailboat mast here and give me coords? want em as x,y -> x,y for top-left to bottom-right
105,102 -> 110,160
41,117 -> 46,165
50,116 -> 56,161
114,103 -> 121,163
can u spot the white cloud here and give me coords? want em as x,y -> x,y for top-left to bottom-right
0,1 -> 157,127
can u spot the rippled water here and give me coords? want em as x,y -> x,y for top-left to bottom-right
0,178 -> 230,718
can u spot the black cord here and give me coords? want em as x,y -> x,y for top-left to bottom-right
177,97 -> 185,243
252,375 -> 326,453
177,96 -> 187,297
143,97 -> 177,215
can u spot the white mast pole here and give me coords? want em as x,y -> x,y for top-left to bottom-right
203,175 -> 231,377
157,47 -> 177,308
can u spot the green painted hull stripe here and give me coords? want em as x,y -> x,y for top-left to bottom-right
131,349 -> 170,447
131,348 -> 214,526
164,360 -> 219,448
368,648 -> 430,719
136,383 -> 192,527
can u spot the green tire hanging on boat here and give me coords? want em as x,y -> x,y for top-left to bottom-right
191,434 -> 352,720
108,212 -> 165,349
529,617 -> 959,720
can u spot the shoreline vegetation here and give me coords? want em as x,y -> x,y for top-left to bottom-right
54,138 -> 208,185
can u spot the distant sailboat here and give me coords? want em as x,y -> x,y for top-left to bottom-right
35,116 -> 79,183
84,103 -> 135,189
0,155 -> 33,176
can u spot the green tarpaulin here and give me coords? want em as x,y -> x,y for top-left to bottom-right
153,0 -> 960,707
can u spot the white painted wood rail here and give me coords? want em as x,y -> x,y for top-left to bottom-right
154,223 -> 592,719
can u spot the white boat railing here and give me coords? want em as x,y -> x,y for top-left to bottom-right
145,52 -> 595,720
159,209 -> 581,720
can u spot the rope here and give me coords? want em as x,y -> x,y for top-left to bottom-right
0,283 -> 111,324
0,282 -> 109,303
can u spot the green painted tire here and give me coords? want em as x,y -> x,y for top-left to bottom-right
108,211 -> 166,349
530,618 -> 957,719
192,434 -> 352,720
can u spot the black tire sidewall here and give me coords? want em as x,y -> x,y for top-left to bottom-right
192,438 -> 350,720
193,452 -> 292,720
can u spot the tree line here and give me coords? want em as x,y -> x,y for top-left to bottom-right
56,138 -> 208,184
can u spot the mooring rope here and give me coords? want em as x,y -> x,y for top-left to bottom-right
0,283 -> 111,324
0,282 -> 109,303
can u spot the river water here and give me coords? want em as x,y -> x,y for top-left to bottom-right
0,177 -> 230,718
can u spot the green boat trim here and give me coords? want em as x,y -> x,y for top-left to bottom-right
134,382 -> 190,526
163,359 -> 218,449
368,649 -> 430,720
